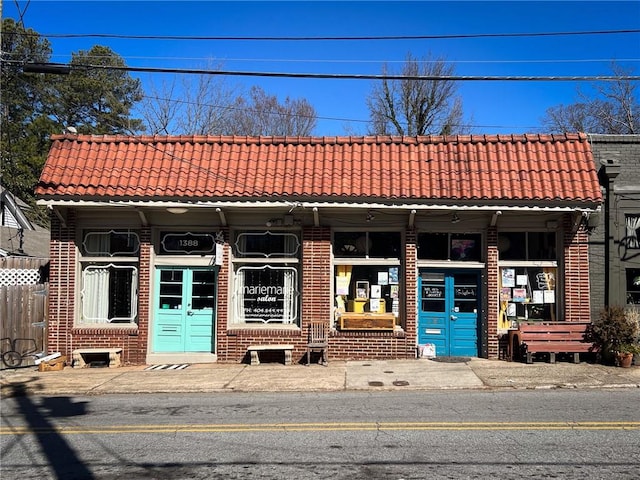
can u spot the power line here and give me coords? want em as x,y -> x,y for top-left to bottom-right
13,61 -> 640,81
44,54 -> 640,66
16,29 -> 640,41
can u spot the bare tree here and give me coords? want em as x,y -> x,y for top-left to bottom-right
140,74 -> 317,136
139,79 -> 181,135
366,52 -> 468,136
139,60 -> 239,135
225,86 -> 317,136
179,71 -> 239,135
542,63 -> 639,134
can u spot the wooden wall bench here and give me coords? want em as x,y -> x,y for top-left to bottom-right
247,344 -> 294,366
72,348 -> 123,368
338,313 -> 396,331
513,322 -> 595,364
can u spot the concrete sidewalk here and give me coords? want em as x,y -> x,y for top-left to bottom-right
1,358 -> 639,397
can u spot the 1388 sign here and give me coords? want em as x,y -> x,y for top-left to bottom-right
160,232 -> 216,255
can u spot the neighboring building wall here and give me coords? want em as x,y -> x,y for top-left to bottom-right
589,135 -> 640,315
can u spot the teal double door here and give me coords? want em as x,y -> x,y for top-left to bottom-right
153,267 -> 216,353
418,269 -> 479,357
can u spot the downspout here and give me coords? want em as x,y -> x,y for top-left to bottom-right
602,159 -> 620,307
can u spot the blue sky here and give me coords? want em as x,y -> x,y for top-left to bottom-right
3,0 -> 639,135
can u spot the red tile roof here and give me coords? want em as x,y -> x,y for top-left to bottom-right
36,133 -> 602,207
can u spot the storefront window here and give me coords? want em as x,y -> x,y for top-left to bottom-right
498,231 -> 557,328
231,231 -> 300,325
499,266 -> 557,326
417,233 -> 481,261
627,269 -> 640,304
80,230 -> 139,324
334,231 -> 402,329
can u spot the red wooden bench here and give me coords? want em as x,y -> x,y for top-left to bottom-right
513,322 -> 596,364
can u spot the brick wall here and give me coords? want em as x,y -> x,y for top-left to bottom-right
486,226 -> 499,358
589,135 -> 640,313
47,210 -> 76,357
47,216 -> 148,366
47,213 -> 595,365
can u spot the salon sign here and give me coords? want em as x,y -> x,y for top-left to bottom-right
237,265 -> 299,323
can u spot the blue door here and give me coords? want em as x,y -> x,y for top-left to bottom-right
418,270 -> 479,357
153,267 -> 216,353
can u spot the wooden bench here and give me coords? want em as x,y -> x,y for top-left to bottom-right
339,313 -> 396,331
72,348 -> 122,368
247,344 -> 294,366
514,322 -> 595,364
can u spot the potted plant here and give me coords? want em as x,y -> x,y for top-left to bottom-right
617,343 -> 640,368
625,307 -> 640,366
587,306 -> 640,366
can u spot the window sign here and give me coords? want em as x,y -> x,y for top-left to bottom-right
160,232 -> 216,255
454,286 -> 476,298
236,265 -> 299,323
423,285 -> 445,298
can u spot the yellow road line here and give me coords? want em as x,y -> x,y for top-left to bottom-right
2,421 -> 639,435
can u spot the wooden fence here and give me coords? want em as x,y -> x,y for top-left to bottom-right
1,257 -> 49,357
0,284 -> 48,356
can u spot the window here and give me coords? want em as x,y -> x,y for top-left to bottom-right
80,230 -> 139,324
498,231 -> 558,326
499,267 -> 557,324
83,230 -> 138,256
627,269 -> 640,304
417,233 -> 481,261
334,232 -> 400,258
231,231 -> 300,325
625,215 -> 640,249
498,232 -> 556,260
334,231 -> 402,325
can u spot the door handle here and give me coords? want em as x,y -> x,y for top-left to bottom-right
450,315 -> 457,320
187,310 -> 194,316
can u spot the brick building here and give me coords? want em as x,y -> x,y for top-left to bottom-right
588,134 -> 640,316
36,133 -> 602,366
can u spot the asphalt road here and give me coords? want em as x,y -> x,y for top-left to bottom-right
2,389 -> 639,479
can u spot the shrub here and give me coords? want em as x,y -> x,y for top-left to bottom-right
587,306 -> 640,363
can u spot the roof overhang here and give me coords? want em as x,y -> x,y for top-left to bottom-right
38,198 -> 600,215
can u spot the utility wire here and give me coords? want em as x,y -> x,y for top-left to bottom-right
13,61 -> 640,81
17,29 -> 640,41
44,54 -> 640,65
